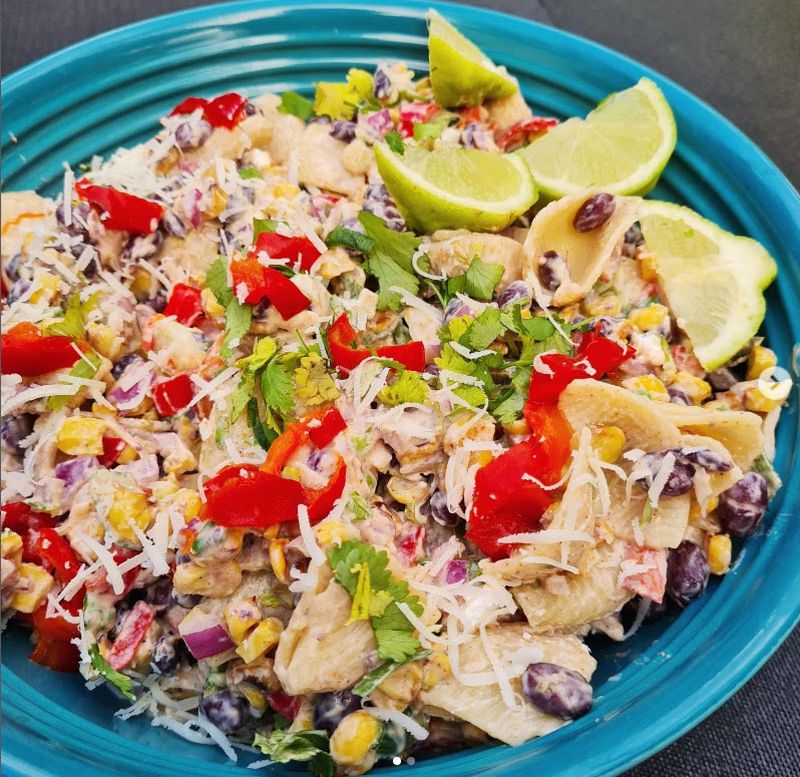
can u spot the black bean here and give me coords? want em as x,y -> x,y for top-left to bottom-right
6,279 -> 31,305
150,636 -> 178,675
243,101 -> 258,116
147,292 -> 167,313
175,119 -> 212,150
1,413 -> 35,456
443,298 -> 471,323
373,66 -> 392,100
717,472 -> 768,537
145,579 -> 173,609
522,663 -> 593,719
162,208 -> 187,238
111,353 -> 141,380
707,367 -> 739,391
171,591 -> 202,609
668,387 -> 691,405
199,689 -> 250,733
538,250 -> 565,292
666,540 -> 709,607
123,231 -> 163,263
4,254 -> 23,282
682,448 -> 733,473
330,120 -> 357,142
428,490 -> 461,527
497,280 -> 531,308
312,690 -> 362,734
633,450 -> 695,496
573,193 -> 616,232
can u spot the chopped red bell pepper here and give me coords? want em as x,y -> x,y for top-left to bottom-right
152,373 -> 195,416
326,314 -> 426,373
75,179 -> 164,234
170,92 -> 248,129
496,116 -> 559,151
106,600 -> 154,670
85,546 -> 141,597
528,333 -> 633,404
308,406 -> 347,449
202,464 -> 307,527
457,105 -> 484,126
33,527 -> 81,584
268,690 -> 302,720
29,638 -> 80,673
230,256 -> 311,319
306,457 -> 347,522
163,283 -> 205,327
32,591 -> 82,642
98,436 -> 127,467
398,101 -> 441,138
252,231 -> 322,273
1,322 -> 81,376
1,501 -> 58,562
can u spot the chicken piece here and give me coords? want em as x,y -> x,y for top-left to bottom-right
145,316 -> 206,374
297,123 -> 366,198
182,126 -> 250,167
274,568 -> 377,695
251,93 -> 306,164
417,623 -> 596,745
484,91 -> 533,132
1,191 -> 55,259
425,230 -> 524,290
160,229 -> 220,284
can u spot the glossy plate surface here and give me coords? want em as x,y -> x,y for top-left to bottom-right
2,2 -> 799,776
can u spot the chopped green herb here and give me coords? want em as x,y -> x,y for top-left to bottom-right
204,257 -> 253,359
385,130 -> 405,154
448,256 -> 504,301
253,729 -> 333,771
253,217 -> 280,240
44,292 -> 99,340
325,226 -> 375,255
261,357 -> 294,416
353,649 -> 431,697
89,644 -> 135,701
47,350 -> 102,410
377,370 -> 429,406
238,166 -> 261,180
231,337 -> 279,422
277,91 -> 315,120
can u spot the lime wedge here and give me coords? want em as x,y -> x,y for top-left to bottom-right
519,78 -> 677,198
428,10 -> 518,107
374,143 -> 538,233
638,201 -> 777,370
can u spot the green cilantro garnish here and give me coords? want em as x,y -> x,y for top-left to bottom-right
353,649 -> 431,697
238,166 -> 261,180
446,256 -> 505,301
261,357 -> 295,416
204,257 -> 252,360
377,370 -> 429,406
325,225 -> 375,255
44,292 -> 99,340
384,130 -> 405,154
328,541 -> 425,663
277,91 -> 315,121
89,644 -> 135,702
253,729 -> 334,777
413,114 -> 451,143
253,217 -> 280,240
230,337 -> 279,422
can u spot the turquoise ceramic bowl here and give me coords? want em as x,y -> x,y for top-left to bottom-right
2,2 -> 799,776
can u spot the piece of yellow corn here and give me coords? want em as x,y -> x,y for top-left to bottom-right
637,248 -> 659,281
105,487 -> 153,543
223,598 -> 262,644
200,287 -> 225,318
629,303 -> 669,332
744,386 -> 783,413
581,292 -> 621,318
131,266 -> 156,300
591,425 -> 626,463
689,495 -> 719,522
204,186 -> 228,218
235,617 -> 283,663
30,272 -> 60,304
330,711 -> 382,769
708,534 -> 732,575
670,371 -> 712,404
11,563 -> 54,613
377,661 -> 423,704
746,345 -> 777,381
422,648 -> 452,689
1,529 -> 23,562
273,182 -> 300,200
237,681 -> 268,714
315,520 -> 353,548
173,559 -> 242,598
621,375 -> 670,402
87,322 -> 124,361
56,417 -> 106,456
268,538 -> 288,583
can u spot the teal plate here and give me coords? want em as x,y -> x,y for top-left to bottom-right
2,2 -> 799,776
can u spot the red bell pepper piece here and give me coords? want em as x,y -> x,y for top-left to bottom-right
230,257 -> 311,319
1,322 -> 81,376
106,600 -> 154,670
326,314 -> 426,373
99,436 -> 127,467
202,464 -> 307,527
164,283 -> 205,327
75,179 -> 164,234
398,101 -> 441,138
268,690 -> 302,721
170,92 -> 248,129
1,501 -> 59,563
496,117 -> 559,151
85,546 -> 141,597
306,457 -> 347,522
32,590 -> 83,642
33,527 -> 81,584
152,373 -> 195,416
252,231 -> 322,273
29,638 -> 80,673
308,406 -> 347,449
528,333 -> 633,404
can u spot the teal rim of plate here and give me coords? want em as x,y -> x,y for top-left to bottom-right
2,2 -> 799,776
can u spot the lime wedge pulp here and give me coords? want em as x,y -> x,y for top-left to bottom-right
519,78 -> 677,198
374,143 -> 538,233
638,201 -> 777,370
428,9 -> 518,107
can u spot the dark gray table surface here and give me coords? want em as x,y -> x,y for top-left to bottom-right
1,2 -> 798,776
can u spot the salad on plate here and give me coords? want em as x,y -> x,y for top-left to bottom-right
0,10 -> 788,776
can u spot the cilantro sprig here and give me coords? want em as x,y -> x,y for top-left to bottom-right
89,644 -> 135,701
253,729 -> 334,777
204,257 -> 252,360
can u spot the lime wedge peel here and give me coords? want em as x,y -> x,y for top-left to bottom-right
428,9 -> 518,108
638,200 -> 777,371
374,143 -> 538,233
519,77 -> 677,199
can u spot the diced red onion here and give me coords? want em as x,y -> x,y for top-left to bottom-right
179,609 -> 235,660
118,453 -> 159,484
444,560 -> 469,585
364,109 -> 393,138
54,456 -> 98,494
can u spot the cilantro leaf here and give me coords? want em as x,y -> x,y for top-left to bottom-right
44,292 -> 98,340
377,370 -> 429,406
345,492 -> 371,522
253,217 -> 280,240
47,350 -> 101,410
328,541 -> 424,662
462,256 -> 504,301
230,337 -> 279,422
277,91 -> 315,120
238,166 -> 261,180
310,752 -> 336,777
248,399 -> 279,451
385,130 -> 405,154
261,357 -> 294,416
89,644 -> 135,701
204,257 -> 232,306
461,307 -> 504,351
370,255 -> 419,310
353,649 -> 431,697
413,115 -> 450,142
204,258 -> 252,359
491,389 -> 525,425
325,226 -> 375,255
253,729 -> 331,765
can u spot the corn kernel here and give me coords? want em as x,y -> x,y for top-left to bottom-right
422,648 -> 452,689
56,417 -> 106,456
11,563 -> 54,613
150,475 -> 179,501
581,291 -> 621,317
238,681 -> 268,713
746,345 -> 777,381
86,322 -> 123,361
235,617 -> 283,663
117,444 -> 139,464
621,375 -> 670,402
377,661 -> 422,704
1,529 -> 23,561
131,266 -> 156,300
262,524 -> 281,541
629,303 -> 669,332
30,272 -> 60,304
315,520 -> 353,548
105,487 -> 153,543
201,287 -> 225,317
670,371 -> 712,404
744,386 -> 783,413
204,186 -> 228,218
708,534 -> 732,575
330,711 -> 382,769
273,182 -> 300,200
502,419 -> 529,437
591,425 -> 626,463
90,402 -> 118,418
637,248 -> 659,281
173,559 -> 242,598
268,539 -> 288,583
223,598 -> 262,643
689,496 -> 719,523
176,488 -> 202,520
